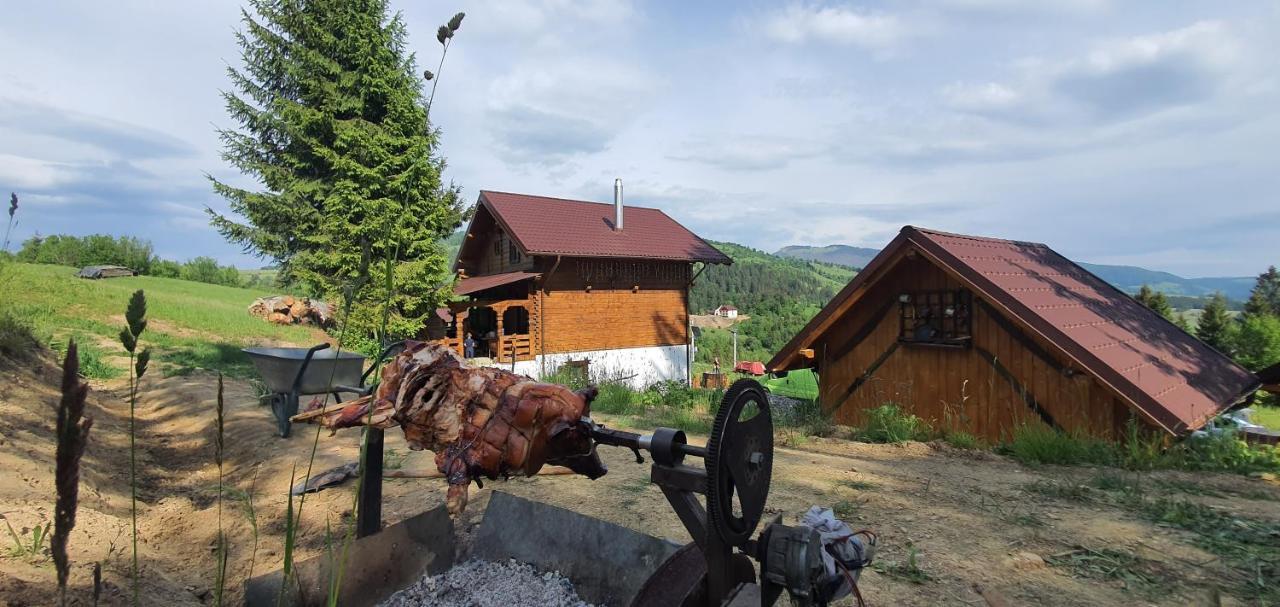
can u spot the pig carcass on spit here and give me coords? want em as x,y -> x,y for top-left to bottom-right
291,341 -> 606,514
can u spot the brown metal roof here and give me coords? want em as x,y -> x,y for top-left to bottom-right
454,271 -> 540,296
472,191 -> 731,264
770,226 -> 1260,435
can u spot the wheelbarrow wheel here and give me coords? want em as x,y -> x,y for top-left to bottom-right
270,393 -> 295,438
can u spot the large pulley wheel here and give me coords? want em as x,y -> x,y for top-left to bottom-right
706,379 -> 773,547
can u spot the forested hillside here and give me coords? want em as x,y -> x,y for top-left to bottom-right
775,244 -> 879,268
690,241 -> 854,364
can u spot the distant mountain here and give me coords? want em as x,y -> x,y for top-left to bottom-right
1076,263 -> 1254,301
776,245 -> 1255,301
775,244 -> 880,269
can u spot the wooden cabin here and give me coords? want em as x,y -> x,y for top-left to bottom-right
768,226 -> 1261,442
440,188 -> 731,389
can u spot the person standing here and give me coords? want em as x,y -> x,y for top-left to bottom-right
464,333 -> 476,358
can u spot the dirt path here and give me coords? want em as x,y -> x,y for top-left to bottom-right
2,364 -> 1276,606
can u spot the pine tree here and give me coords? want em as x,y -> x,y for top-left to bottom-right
208,0 -> 465,339
1195,292 -> 1232,352
1134,284 -> 1173,320
1243,265 -> 1280,317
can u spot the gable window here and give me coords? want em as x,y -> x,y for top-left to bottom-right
899,289 -> 972,345
509,240 -> 522,264
493,233 -> 502,257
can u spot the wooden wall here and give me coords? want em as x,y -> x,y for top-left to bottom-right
817,254 -> 1135,442
458,216 -> 536,276
539,257 -> 690,354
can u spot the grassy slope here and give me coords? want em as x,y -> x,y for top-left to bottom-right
0,262 -> 322,377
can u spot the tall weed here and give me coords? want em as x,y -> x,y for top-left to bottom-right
858,403 -> 930,443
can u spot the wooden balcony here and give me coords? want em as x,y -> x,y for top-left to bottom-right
429,332 -> 536,362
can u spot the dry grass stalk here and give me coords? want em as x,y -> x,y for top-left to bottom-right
54,339 -> 93,606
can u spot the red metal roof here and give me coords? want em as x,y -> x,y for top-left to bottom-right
454,271 -> 540,296
734,361 -> 766,376
771,226 -> 1260,435
474,191 -> 731,264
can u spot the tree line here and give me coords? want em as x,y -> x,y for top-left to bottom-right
1135,266 -> 1280,389
15,234 -> 249,288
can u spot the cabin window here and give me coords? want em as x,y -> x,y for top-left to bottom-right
493,234 -> 502,257
509,240 -> 522,264
899,289 -> 972,345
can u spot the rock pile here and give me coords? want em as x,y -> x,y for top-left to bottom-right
247,295 -> 334,327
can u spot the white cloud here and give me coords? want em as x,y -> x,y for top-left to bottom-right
758,4 -> 906,49
473,0 -> 635,40
668,135 -> 828,171
946,21 -> 1243,123
936,0 -> 1110,17
484,60 -> 659,165
942,82 -> 1021,112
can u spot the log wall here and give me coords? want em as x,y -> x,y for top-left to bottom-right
539,257 -> 690,354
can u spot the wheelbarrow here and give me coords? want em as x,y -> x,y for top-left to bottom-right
243,343 -> 402,437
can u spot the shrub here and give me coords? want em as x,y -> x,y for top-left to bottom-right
18,234 -> 154,273
857,403 -> 930,443
1165,431 -> 1280,474
150,259 -> 182,278
1006,424 -> 1115,466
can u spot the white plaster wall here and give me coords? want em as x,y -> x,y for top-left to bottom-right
493,345 -> 689,390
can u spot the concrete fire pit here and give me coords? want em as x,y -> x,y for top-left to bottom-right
244,492 -> 680,607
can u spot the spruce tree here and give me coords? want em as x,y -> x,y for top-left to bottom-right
1134,284 -> 1173,319
1195,292 -> 1232,352
208,0 -> 465,339
1243,265 -> 1280,317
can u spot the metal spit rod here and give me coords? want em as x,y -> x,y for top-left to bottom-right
588,423 -> 708,462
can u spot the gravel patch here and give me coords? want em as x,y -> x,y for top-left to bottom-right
378,559 -> 597,607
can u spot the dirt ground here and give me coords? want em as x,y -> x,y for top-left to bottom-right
1,355 -> 1277,606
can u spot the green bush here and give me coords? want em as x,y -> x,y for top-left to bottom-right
857,403 -> 930,443
1164,431 -> 1280,474
150,259 -> 182,278
18,234 -> 154,273
180,256 -> 241,287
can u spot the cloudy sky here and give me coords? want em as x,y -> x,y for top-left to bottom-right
2,1 -> 1278,277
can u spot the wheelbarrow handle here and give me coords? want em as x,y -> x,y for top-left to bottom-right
360,340 -> 406,385
291,343 -> 332,393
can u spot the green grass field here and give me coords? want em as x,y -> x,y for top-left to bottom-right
0,262 -> 322,377
1252,405 -> 1280,431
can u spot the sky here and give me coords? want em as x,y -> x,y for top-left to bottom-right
1,1 -> 1278,277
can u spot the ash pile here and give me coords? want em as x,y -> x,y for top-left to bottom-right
379,559 -> 595,607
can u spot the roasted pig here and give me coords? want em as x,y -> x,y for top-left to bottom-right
291,341 -> 606,513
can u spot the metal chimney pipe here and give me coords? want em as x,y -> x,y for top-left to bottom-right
614,178 -> 624,231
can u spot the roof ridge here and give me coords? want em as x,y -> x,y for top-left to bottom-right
905,225 -> 1049,248
480,189 -> 662,211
